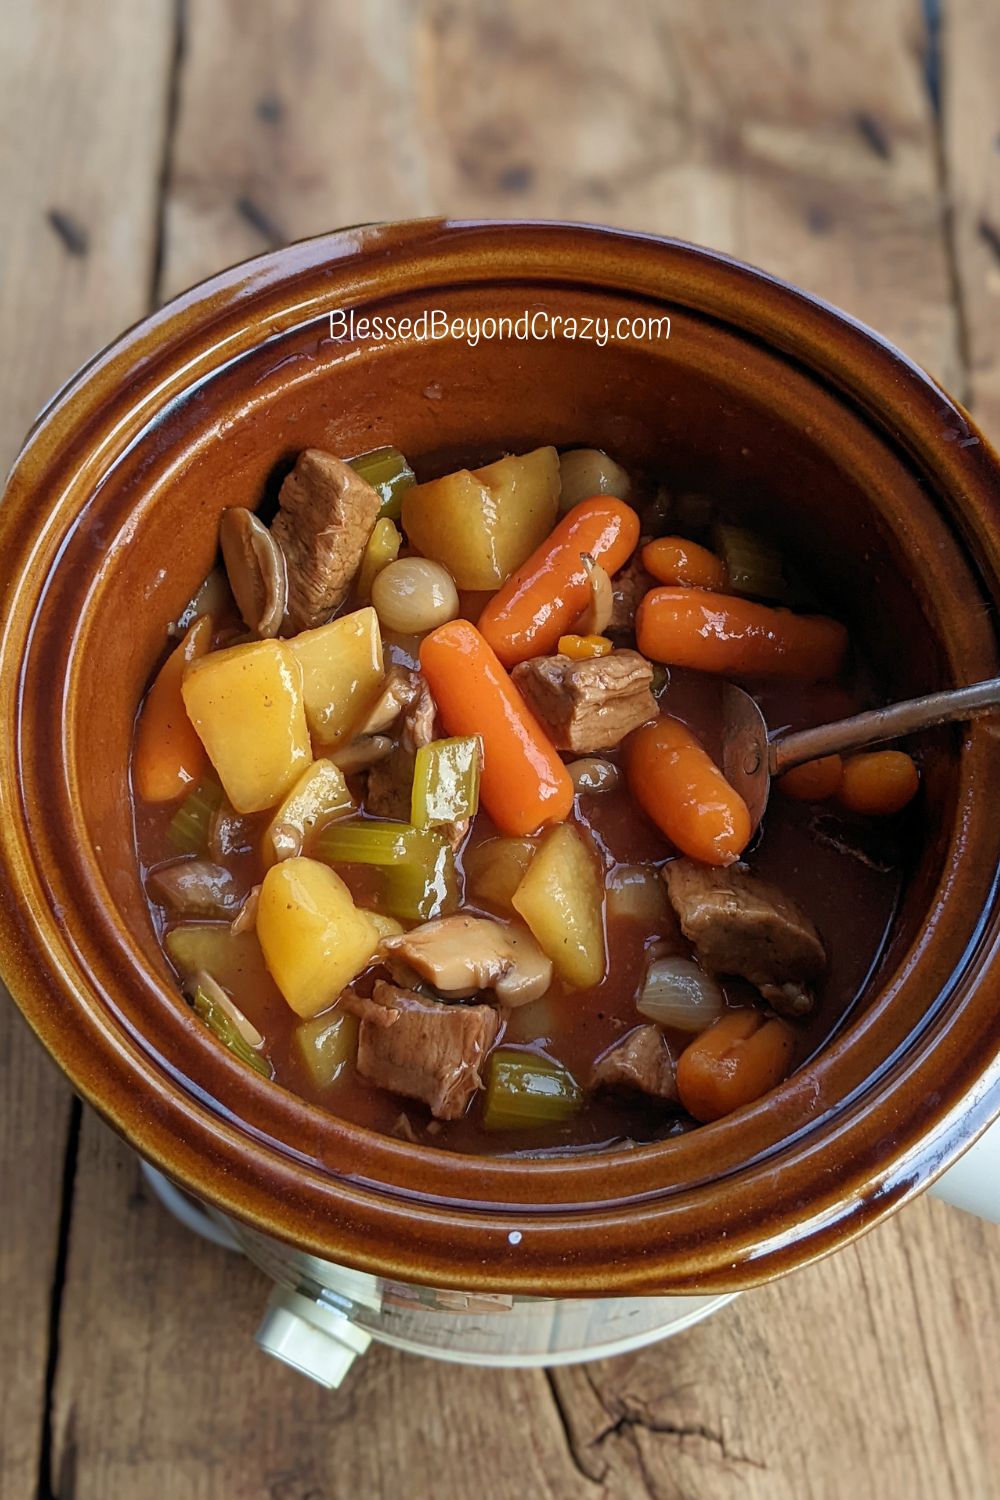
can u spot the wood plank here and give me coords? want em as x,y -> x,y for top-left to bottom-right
48,4 -> 999,1500
550,1200 -> 1000,1498
55,1121 -> 1000,1500
52,1118 -> 587,1500
944,0 -> 1000,435
0,3 -> 174,1497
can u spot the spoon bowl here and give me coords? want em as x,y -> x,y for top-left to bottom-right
722,677 -> 1000,833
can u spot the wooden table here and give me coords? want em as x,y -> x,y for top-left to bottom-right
3,3 -> 1000,1496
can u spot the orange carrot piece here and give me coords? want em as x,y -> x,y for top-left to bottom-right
134,616 -> 213,802
557,633 -> 613,659
676,1009 -> 796,1122
626,717 -> 751,867
420,620 -> 574,836
777,754 -> 844,802
636,588 -> 847,682
478,497 -> 640,667
839,750 -> 919,815
641,537 -> 727,591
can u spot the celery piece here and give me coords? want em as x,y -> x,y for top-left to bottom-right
295,1009 -> 359,1089
316,819 -> 439,867
410,736 -> 481,829
350,445 -> 416,521
356,517 -> 402,602
482,1048 -> 583,1131
191,983 -> 271,1078
168,777 -> 224,855
315,819 -> 458,922
381,840 -> 458,921
713,523 -> 823,609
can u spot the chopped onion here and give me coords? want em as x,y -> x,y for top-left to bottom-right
558,448 -> 631,513
637,956 -> 725,1034
572,552 -> 614,635
606,865 -> 669,925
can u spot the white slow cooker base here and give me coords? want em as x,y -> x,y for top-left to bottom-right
142,1162 -> 735,1384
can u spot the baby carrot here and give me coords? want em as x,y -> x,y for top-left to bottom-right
642,537 -> 728,591
420,620 -> 574,836
134,615 -> 213,802
478,497 -> 640,667
626,717 -> 751,866
676,1010 -> 796,1122
778,754 -> 844,802
637,588 -> 847,682
839,750 -> 919,815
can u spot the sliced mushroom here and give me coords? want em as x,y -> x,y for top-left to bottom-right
355,666 -> 439,750
192,969 -> 263,1048
356,667 -> 422,736
230,884 -> 261,936
209,801 -> 254,861
567,757 -> 620,793
380,914 -> 552,1006
330,733 -> 395,774
219,507 -> 288,638
572,552 -> 614,635
147,859 -> 242,917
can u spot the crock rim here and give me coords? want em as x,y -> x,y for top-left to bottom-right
3,216 -> 1000,1294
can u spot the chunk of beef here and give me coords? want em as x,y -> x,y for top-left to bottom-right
271,449 -> 381,631
360,669 -> 442,819
592,1024 -> 678,1103
609,551 -> 655,635
662,860 -> 825,1016
355,980 -> 500,1120
401,673 -> 438,751
339,989 -> 400,1028
365,746 -> 415,820
511,649 -> 657,754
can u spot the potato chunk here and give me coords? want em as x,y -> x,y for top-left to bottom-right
261,759 -> 355,867
402,446 -> 560,589
257,857 -> 380,1018
512,823 -> 606,988
294,1009 -> 359,1089
287,606 -> 384,747
181,640 -> 312,813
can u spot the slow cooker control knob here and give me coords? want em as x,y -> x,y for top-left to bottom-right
255,1288 -> 372,1387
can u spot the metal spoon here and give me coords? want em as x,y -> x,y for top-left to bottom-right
721,677 -> 1000,833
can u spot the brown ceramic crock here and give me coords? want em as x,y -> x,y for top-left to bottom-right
3,219 -> 1000,1296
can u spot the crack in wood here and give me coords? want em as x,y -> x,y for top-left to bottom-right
853,110 -> 892,160
148,0 -> 187,310
45,209 -> 89,257
545,1365 -> 767,1490
977,217 -> 1000,265
34,1097 -> 82,1500
235,194 -> 285,248
921,0 -> 973,408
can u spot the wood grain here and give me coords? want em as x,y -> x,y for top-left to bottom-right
0,3 -> 174,1497
52,1120 -> 1000,1500
944,0 -> 1000,434
17,1 -> 1000,1498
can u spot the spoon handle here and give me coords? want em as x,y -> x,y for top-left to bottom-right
770,677 -> 1000,774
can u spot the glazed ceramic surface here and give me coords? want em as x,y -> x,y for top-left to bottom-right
3,220 -> 1000,1294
